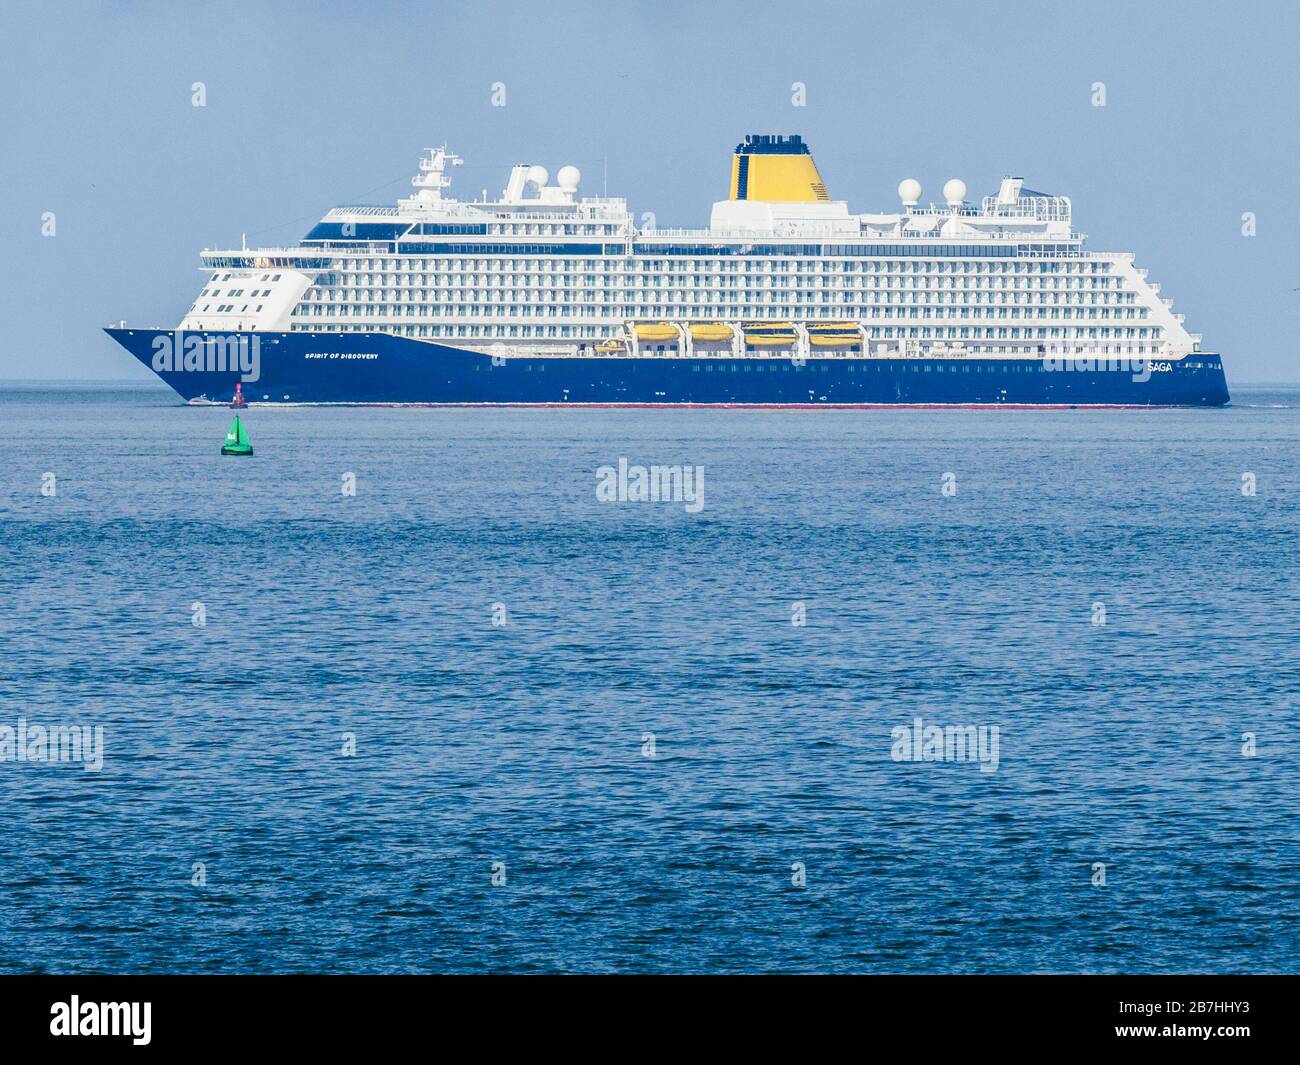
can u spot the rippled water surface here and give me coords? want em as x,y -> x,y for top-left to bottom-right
1,383 -> 1297,973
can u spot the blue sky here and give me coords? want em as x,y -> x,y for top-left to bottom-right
3,0 -> 1298,382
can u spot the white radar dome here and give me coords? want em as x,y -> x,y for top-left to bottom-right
527,164 -> 549,188
943,178 -> 967,206
557,165 -> 581,192
897,178 -> 922,206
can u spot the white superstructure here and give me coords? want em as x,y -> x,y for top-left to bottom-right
181,138 -> 1201,362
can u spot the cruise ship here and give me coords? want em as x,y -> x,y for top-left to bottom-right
106,135 -> 1229,407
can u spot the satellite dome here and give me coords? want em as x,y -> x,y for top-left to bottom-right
557,165 -> 581,192
943,178 -> 967,206
527,164 -> 549,188
897,178 -> 922,206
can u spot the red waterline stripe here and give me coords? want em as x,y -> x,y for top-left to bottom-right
230,401 -> 1170,411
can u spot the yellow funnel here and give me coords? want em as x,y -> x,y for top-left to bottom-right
729,134 -> 829,202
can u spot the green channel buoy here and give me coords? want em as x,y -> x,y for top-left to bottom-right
221,414 -> 253,457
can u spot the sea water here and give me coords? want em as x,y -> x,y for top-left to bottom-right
0,382 -> 1296,973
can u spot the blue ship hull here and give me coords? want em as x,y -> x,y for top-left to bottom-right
106,328 -> 1231,407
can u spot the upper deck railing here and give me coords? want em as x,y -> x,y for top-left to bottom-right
639,226 -> 1084,243
201,237 -> 1092,262
327,200 -> 630,222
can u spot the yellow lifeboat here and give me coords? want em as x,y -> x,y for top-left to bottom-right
689,322 -> 733,342
743,323 -> 797,347
595,339 -> 624,353
807,321 -> 863,347
631,322 -> 678,342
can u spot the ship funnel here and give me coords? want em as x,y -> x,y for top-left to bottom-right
729,134 -> 829,203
